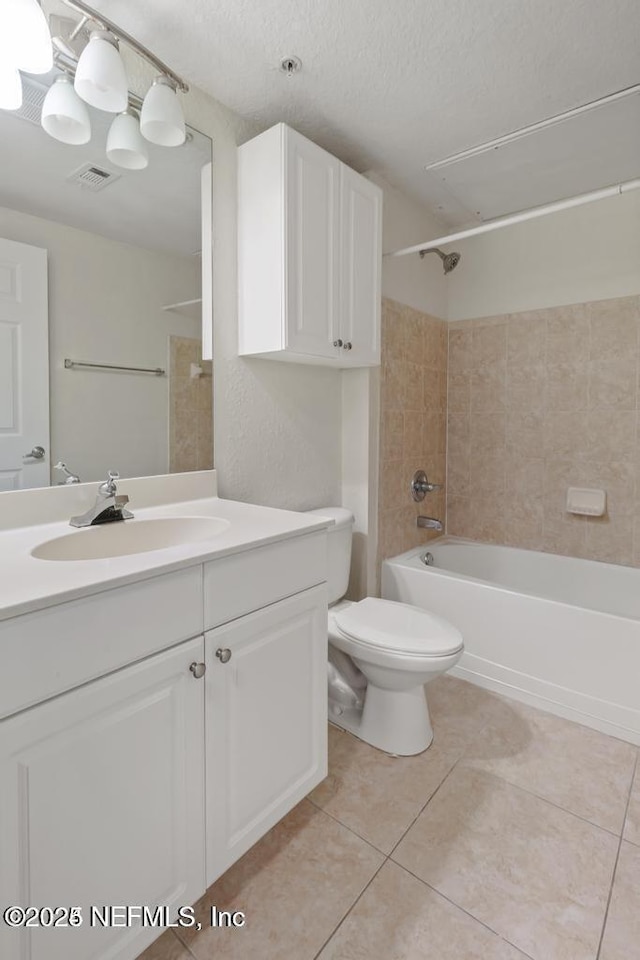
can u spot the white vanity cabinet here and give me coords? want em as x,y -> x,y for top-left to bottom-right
0,516 -> 328,960
0,638 -> 206,960
205,586 -> 327,882
238,122 -> 382,367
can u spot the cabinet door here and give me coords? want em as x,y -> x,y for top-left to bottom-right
285,129 -> 341,358
0,638 -> 206,960
206,585 -> 327,883
340,166 -> 382,366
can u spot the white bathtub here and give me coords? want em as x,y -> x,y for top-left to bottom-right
382,538 -> 640,745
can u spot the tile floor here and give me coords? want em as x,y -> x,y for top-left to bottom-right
139,677 -> 640,960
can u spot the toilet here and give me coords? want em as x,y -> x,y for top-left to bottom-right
307,507 -> 464,756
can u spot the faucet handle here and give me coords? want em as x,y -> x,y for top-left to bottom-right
99,470 -> 120,497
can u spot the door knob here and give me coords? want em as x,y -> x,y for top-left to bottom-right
189,662 -> 206,679
24,445 -> 45,460
333,339 -> 343,348
215,648 -> 232,664
343,341 -> 353,351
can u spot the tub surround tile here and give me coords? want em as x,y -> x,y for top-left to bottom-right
179,800 -> 383,960
623,763 -> 640,846
392,767 -> 618,960
599,841 -> 640,960
447,295 -> 640,568
379,298 -> 448,565
317,860 -> 528,960
462,697 -> 637,834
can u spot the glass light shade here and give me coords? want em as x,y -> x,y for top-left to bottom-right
140,76 -> 185,146
4,0 -> 53,74
41,75 -> 91,144
74,30 -> 128,113
106,111 -> 149,170
0,65 -> 22,110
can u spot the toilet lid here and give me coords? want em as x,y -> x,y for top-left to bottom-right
334,598 -> 463,657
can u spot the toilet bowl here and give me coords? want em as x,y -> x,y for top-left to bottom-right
307,507 -> 464,756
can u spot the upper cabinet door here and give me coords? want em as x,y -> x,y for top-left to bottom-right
284,130 -> 341,358
339,167 -> 382,366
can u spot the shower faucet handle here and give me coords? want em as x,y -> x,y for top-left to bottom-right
411,470 -> 443,502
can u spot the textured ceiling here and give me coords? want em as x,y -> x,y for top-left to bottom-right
82,0 -> 640,222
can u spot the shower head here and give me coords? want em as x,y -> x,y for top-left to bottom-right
419,247 -> 462,274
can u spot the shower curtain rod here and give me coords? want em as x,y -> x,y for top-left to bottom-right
387,177 -> 640,258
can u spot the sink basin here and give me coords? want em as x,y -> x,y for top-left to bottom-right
31,517 -> 231,561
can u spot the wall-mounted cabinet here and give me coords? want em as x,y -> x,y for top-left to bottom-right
238,123 -> 382,368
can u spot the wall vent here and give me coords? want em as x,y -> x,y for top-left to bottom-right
66,163 -> 121,192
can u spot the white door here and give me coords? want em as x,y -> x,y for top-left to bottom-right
0,638 -> 206,960
285,129 -> 341,358
339,167 -> 382,367
0,237 -> 49,490
205,586 -> 327,883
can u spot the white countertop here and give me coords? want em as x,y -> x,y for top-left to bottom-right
0,496 -> 331,623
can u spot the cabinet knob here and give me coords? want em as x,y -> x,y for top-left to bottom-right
216,648 -> 232,664
343,341 -> 353,351
333,339 -> 343,348
189,661 -> 206,679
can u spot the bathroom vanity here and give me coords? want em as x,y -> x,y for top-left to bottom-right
0,472 -> 329,960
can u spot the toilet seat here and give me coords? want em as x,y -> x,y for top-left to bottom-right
333,597 -> 463,658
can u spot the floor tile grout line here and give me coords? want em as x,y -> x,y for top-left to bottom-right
389,859 -> 534,958
595,752 -> 638,960
305,794 -> 391,856
455,761 -> 631,840
311,856 -> 389,960
384,709 -> 499,860
171,927 -> 199,960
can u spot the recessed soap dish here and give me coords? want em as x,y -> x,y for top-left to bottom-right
566,487 -> 606,517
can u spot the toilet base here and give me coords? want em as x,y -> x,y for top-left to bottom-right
329,682 -> 434,756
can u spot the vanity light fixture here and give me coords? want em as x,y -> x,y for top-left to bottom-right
0,0 -> 190,171
41,73 -> 91,144
73,28 -> 128,113
0,64 -> 23,111
140,76 -> 186,146
6,0 -> 53,75
106,110 -> 149,170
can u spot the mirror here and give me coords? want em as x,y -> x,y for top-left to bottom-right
0,67 -> 213,492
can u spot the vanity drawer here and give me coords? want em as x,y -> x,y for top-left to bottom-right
0,567 -> 203,720
204,531 -> 326,629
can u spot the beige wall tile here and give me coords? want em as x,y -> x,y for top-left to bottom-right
471,367 -> 506,411
546,359 -> 589,411
507,312 -> 547,366
381,408 -> 403,461
589,296 -> 639,359
588,356 -> 638,410
447,296 -> 640,567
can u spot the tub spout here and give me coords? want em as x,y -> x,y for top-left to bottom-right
417,516 -> 443,532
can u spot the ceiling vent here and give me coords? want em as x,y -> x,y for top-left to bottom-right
14,75 -> 48,127
66,163 -> 121,192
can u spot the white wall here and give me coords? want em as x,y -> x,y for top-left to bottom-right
447,190 -> 640,321
177,83 -> 344,509
366,171 -> 447,317
0,204 -> 198,484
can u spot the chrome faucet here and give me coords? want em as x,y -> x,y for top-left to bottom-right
54,460 -> 81,484
417,516 -> 443,532
70,470 -> 133,527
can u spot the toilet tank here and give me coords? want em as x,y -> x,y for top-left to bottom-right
306,507 -> 354,605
